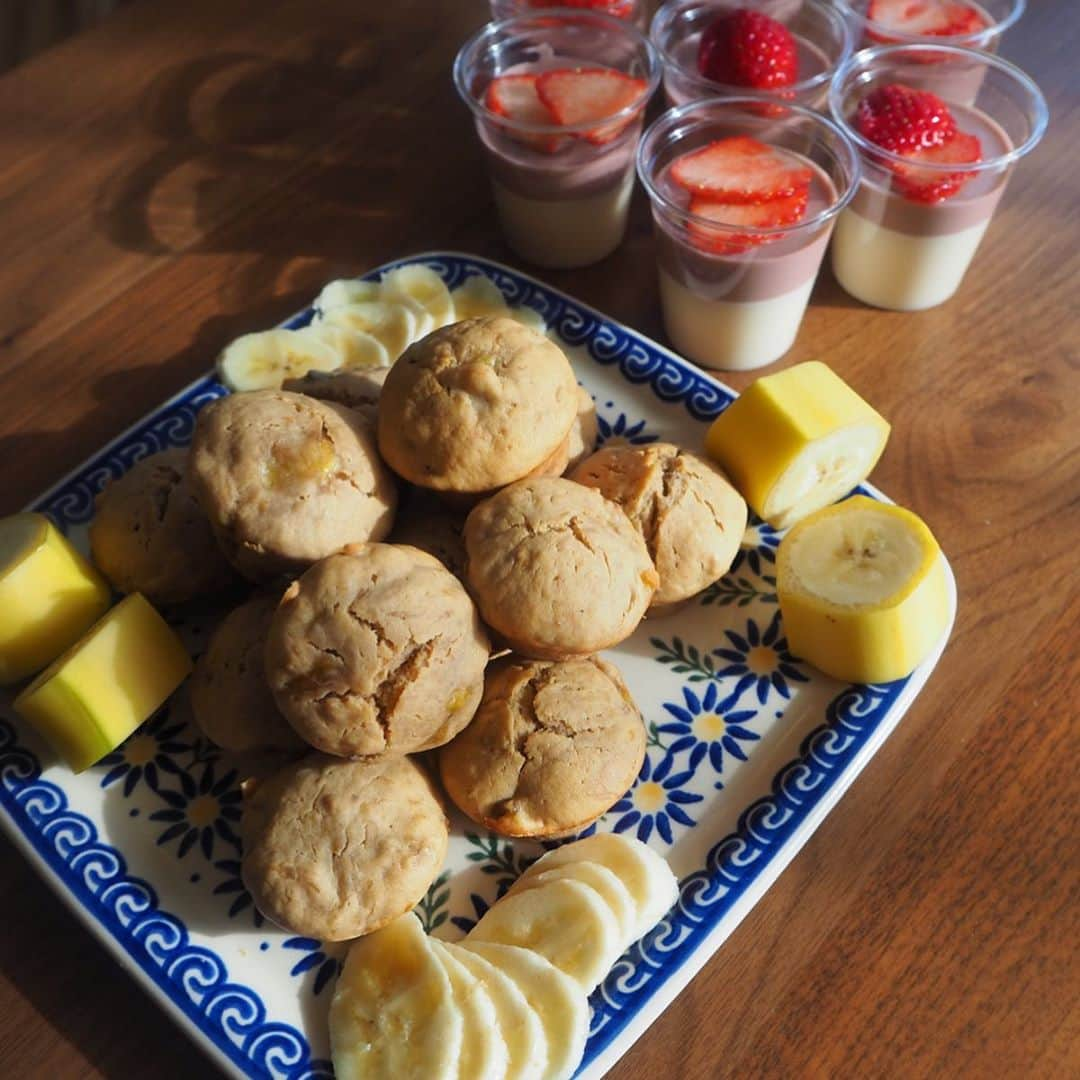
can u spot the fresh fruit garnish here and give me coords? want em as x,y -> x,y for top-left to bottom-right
866,0 -> 989,39
855,84 -> 957,153
893,130 -> 982,201
670,136 -> 813,203
687,190 -> 809,254
535,67 -> 647,144
697,8 -> 799,90
486,74 -> 553,126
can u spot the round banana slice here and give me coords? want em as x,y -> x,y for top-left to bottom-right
381,265 -> 455,329
441,942 -> 547,1080
302,323 -> 390,370
507,862 -> 637,954
461,942 -> 589,1080
330,913 -> 464,1080
394,293 -> 435,344
777,494 -> 951,684
316,277 -> 381,314
467,877 -> 620,992
517,834 -> 679,946
217,328 -> 341,391
508,305 -> 548,335
450,275 -> 510,321
319,300 -> 417,362
704,361 -> 890,530
430,940 -> 510,1080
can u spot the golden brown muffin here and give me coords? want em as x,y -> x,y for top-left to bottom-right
241,752 -> 448,940
440,655 -> 645,838
89,448 -> 236,606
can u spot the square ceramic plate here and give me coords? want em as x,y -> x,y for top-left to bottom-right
0,252 -> 955,1079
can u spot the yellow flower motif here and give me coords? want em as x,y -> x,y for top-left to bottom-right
633,781 -> 667,813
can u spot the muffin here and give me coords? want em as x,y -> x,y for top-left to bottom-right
440,655 -> 645,838
565,386 -> 599,472
377,317 -> 578,495
265,543 -> 489,757
388,496 -> 468,580
188,389 -> 397,581
463,476 -> 658,659
571,443 -> 748,611
88,449 -> 236,606
282,367 -> 390,423
189,590 -> 305,753
241,752 -> 449,940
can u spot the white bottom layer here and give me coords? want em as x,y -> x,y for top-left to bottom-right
658,268 -> 815,372
831,209 -> 992,311
492,174 -> 633,270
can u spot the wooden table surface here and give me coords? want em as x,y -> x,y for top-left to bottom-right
0,1 -> 1077,1077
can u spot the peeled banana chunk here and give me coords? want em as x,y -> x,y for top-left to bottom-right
217,327 -> 341,391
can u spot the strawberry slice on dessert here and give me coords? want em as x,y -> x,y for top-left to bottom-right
697,8 -> 799,90
485,74 -> 565,152
535,67 -> 648,144
687,190 -> 809,254
855,83 -> 957,153
866,0 -> 989,40
670,136 -> 813,204
892,131 -> 982,201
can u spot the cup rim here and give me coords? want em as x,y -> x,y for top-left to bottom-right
649,0 -> 854,99
453,8 -> 661,137
635,95 -> 862,241
833,0 -> 1026,47
829,43 -> 1049,173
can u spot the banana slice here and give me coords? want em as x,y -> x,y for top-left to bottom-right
381,265 -> 455,329
461,942 -> 588,1080
320,300 -> 417,362
508,305 -> 548,334
451,275 -> 510,321
316,277 -> 381,314
507,862 -> 637,953
302,323 -> 390,370
467,876 -> 620,992
330,912 -> 464,1080
517,834 -> 679,946
430,940 -> 510,1080
704,361 -> 890,530
777,494 -> 950,684
441,942 -> 547,1080
395,293 -> 435,344
217,328 -> 341,391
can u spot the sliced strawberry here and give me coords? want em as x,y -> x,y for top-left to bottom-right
669,137 -> 812,204
697,9 -> 799,90
687,190 -> 809,255
535,67 -> 647,144
855,83 -> 957,154
866,0 -> 989,39
892,130 -> 982,201
485,74 -> 565,153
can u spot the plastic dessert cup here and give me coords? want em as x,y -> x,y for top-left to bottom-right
829,44 -> 1047,311
454,11 -> 660,270
490,0 -> 648,32
834,0 -> 1026,105
650,0 -> 852,111
636,98 -> 860,372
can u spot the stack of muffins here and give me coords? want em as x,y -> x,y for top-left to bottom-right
88,314 -> 747,942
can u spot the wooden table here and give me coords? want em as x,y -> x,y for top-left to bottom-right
0,1 -> 1077,1076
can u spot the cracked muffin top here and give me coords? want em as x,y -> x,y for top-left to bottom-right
241,752 -> 448,940
571,443 -> 748,611
463,476 -> 658,660
264,543 -> 490,758
377,316 -> 578,494
89,448 -> 236,605
188,389 -> 397,582
439,655 -> 645,839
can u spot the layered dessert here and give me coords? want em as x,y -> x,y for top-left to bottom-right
455,14 -> 658,269
831,83 -> 1011,310
650,1 -> 850,111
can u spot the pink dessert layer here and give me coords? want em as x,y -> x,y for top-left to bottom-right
653,149 -> 838,303
848,103 -> 1013,236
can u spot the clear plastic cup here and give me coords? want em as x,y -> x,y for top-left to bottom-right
636,97 -> 860,371
454,10 -> 660,270
829,44 -> 1048,311
650,0 -> 853,111
490,0 -> 648,32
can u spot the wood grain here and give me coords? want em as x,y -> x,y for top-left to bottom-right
0,0 -> 1077,1077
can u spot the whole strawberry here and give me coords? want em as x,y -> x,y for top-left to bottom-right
697,8 -> 799,90
856,84 -> 958,153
